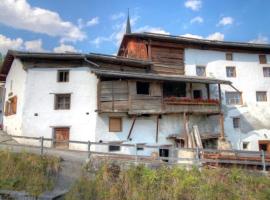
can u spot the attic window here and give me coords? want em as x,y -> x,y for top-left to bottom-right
226,53 -> 233,61
136,82 -> 150,95
57,70 -> 69,82
259,55 -> 267,64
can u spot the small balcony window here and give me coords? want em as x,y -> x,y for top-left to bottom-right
136,82 -> 150,95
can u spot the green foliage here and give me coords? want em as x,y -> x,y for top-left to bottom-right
66,163 -> 270,200
0,150 -> 60,197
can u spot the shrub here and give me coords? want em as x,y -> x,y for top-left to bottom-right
66,163 -> 270,200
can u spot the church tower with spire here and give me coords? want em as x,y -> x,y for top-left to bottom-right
125,9 -> 131,34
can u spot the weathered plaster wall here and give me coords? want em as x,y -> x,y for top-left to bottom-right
95,113 -> 219,155
3,59 -> 27,136
185,48 -> 270,150
20,66 -> 98,149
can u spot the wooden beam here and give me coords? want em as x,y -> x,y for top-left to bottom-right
189,83 -> 193,98
229,84 -> 241,93
156,115 -> 159,143
127,116 -> 137,139
218,84 -> 222,109
219,113 -> 225,139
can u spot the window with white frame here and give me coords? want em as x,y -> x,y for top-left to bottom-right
226,66 -> 236,77
225,92 -> 242,105
196,66 -> 206,76
263,67 -> 270,77
256,91 -> 267,102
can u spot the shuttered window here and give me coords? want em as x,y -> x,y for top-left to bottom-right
233,117 -> 240,128
4,96 -> 17,116
196,66 -> 206,76
109,117 -> 122,132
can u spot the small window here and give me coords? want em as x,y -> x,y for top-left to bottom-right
259,55 -> 267,64
233,117 -> 240,128
225,92 -> 242,105
57,70 -> 69,82
109,145 -> 120,152
196,66 -> 206,76
109,117 -> 122,132
193,90 -> 202,99
243,142 -> 249,150
256,91 -> 267,102
226,67 -> 236,77
136,82 -> 150,95
263,67 -> 270,77
226,53 -> 233,61
55,94 -> 71,110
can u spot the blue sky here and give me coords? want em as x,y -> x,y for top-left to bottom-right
0,0 -> 269,55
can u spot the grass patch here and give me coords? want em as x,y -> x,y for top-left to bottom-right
66,162 -> 270,200
0,150 -> 60,197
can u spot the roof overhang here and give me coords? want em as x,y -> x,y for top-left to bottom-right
92,69 -> 231,85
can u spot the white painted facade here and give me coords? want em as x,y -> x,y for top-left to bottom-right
2,49 -> 270,154
185,49 -> 270,150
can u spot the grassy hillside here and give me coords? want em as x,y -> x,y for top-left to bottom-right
66,162 -> 270,200
0,150 -> 60,196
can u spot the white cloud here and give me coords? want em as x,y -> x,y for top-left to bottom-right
218,17 -> 234,26
249,35 -> 269,44
0,0 -> 85,42
135,26 -> 170,35
111,12 -> 125,20
184,0 -> 202,11
181,33 -> 203,39
190,16 -> 204,24
206,32 -> 225,40
0,34 -> 23,54
86,17 -> 99,26
53,43 -> 78,53
181,32 -> 225,41
24,39 -> 44,52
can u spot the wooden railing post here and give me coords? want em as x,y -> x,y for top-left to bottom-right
261,150 -> 266,172
134,143 -> 138,165
40,136 -> 44,155
87,141 -> 91,159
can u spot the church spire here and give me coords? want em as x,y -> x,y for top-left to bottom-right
125,9 -> 131,34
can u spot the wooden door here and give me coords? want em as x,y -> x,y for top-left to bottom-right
54,127 -> 70,149
258,140 -> 270,153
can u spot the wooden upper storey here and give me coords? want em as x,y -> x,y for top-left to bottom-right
118,32 -> 270,76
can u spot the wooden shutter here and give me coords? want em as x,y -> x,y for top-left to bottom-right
4,102 -> 9,116
259,55 -> 267,64
109,117 -> 122,132
11,96 -> 17,114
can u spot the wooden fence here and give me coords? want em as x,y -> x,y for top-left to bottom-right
1,135 -> 270,172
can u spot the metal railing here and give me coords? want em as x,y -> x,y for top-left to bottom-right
0,135 -> 269,172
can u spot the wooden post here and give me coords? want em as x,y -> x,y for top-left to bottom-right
40,136 -> 44,155
112,81 -> 114,111
127,116 -> 136,139
189,83 -> 193,98
219,113 -> 225,139
156,115 -> 160,143
87,141 -> 91,159
183,113 -> 188,148
206,83 -> 210,99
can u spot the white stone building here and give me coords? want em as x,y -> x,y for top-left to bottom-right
1,32 -> 270,156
